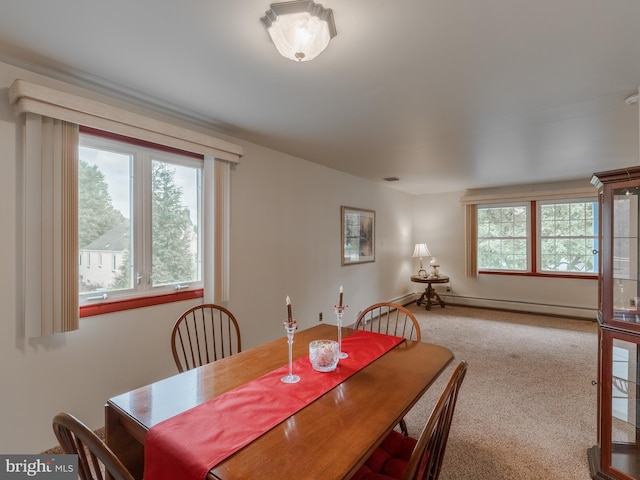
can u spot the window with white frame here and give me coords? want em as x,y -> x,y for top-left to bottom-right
475,198 -> 598,276
79,131 -> 203,305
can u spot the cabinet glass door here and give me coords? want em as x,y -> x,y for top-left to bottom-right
609,337 -> 640,477
612,188 -> 640,324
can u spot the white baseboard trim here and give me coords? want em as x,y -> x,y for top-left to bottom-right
389,293 -> 418,306
413,292 -> 597,320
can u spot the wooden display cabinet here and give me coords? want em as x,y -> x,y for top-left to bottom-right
590,166 -> 640,480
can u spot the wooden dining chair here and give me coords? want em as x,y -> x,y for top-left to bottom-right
52,412 -> 135,480
350,361 -> 468,480
355,302 -> 422,435
355,302 -> 421,343
171,303 -> 242,372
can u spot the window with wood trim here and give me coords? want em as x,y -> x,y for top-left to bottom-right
476,198 -> 598,276
538,199 -> 598,274
477,203 -> 529,271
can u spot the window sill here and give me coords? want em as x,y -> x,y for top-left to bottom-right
478,271 -> 597,280
80,289 -> 204,317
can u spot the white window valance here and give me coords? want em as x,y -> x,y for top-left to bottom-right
8,79 -> 243,164
460,179 -> 597,205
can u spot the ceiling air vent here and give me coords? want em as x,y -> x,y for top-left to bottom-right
383,177 -> 400,182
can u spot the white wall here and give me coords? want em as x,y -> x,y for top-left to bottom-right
411,191 -> 598,318
0,61 -> 413,453
227,142 -> 415,349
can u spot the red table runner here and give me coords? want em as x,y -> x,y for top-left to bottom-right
144,330 -> 404,480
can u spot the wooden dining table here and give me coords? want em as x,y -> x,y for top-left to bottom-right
105,323 -> 453,480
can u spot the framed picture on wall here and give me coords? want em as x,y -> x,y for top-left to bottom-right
341,206 -> 375,265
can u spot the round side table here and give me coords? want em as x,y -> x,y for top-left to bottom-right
410,275 -> 450,310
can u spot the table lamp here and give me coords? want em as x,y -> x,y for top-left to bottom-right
412,243 -> 431,277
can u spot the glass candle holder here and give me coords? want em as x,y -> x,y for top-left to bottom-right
281,320 -> 300,384
333,305 -> 348,359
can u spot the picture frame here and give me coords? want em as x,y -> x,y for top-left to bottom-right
341,206 -> 375,265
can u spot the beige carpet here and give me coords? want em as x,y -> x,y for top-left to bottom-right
403,303 -> 598,480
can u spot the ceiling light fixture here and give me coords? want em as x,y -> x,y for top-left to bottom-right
261,1 -> 337,62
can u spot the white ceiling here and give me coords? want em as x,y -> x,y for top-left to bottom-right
0,0 -> 638,194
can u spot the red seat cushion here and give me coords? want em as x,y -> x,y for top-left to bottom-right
350,431 -> 417,480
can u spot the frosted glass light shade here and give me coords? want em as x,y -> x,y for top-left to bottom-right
261,1 -> 337,62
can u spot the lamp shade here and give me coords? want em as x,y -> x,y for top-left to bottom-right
412,243 -> 431,258
261,1 -> 337,62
